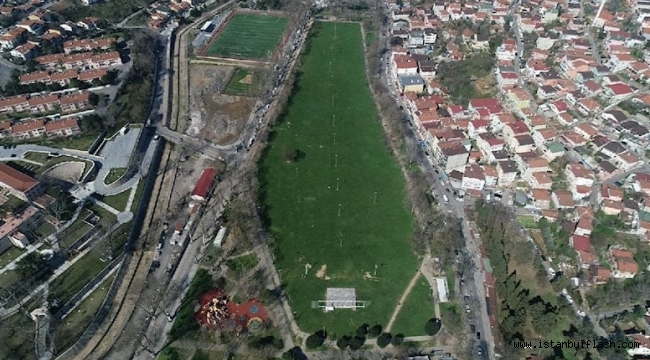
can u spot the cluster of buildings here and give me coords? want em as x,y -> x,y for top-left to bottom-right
0,162 -> 54,255
0,1 -> 128,142
0,1 -> 102,60
147,0 -> 191,30
384,0 -> 650,304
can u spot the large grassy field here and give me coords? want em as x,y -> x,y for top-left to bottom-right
391,275 -> 435,336
259,22 -> 418,335
205,13 -> 287,59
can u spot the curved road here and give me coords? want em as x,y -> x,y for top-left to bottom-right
0,136 -> 156,197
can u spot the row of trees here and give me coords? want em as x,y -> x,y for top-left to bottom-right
305,324 -> 406,351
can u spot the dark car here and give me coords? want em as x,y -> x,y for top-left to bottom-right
476,332 -> 481,340
470,324 -> 476,333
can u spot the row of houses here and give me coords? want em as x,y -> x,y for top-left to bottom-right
0,116 -> 80,140
34,50 -> 122,71
19,68 -> 108,86
0,91 -> 91,115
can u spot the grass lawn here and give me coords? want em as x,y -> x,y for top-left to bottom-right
0,246 -> 24,268
58,216 -> 94,249
50,251 -> 106,304
259,22 -> 417,335
439,302 -> 462,335
206,14 -> 288,59
517,215 -> 539,229
390,275 -> 435,336
130,179 -> 145,212
23,151 -> 50,163
96,190 -> 130,212
224,68 -> 260,96
0,270 -> 19,290
226,254 -> 258,274
104,167 -> 127,184
86,202 -> 117,226
41,133 -> 99,152
54,273 -> 114,352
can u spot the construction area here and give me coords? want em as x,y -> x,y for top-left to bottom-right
187,65 -> 259,146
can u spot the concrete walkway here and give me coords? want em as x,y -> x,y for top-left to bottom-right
0,246 -> 95,317
124,181 -> 140,212
86,196 -> 120,215
0,208 -> 134,318
60,263 -> 119,320
0,205 -> 85,275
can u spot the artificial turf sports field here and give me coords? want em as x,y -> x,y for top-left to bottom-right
259,22 -> 418,335
205,13 -> 288,59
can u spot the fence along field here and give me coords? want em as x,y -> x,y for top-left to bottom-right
259,21 -> 418,335
205,13 -> 288,60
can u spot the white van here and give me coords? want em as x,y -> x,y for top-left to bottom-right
443,195 -> 449,203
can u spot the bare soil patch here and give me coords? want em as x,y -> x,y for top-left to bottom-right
188,64 -> 255,145
239,74 -> 253,84
315,264 -> 330,280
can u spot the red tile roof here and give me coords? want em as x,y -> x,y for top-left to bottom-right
0,162 -> 38,191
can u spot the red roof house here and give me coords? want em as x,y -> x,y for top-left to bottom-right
191,168 -> 218,202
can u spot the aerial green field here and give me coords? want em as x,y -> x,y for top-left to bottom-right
390,275 -> 435,336
205,14 -> 287,59
224,68 -> 260,96
259,22 -> 418,335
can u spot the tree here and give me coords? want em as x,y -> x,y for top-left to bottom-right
159,347 -> 180,360
282,347 -> 307,360
336,335 -> 351,349
391,333 -> 404,346
305,330 -> 326,349
425,318 -> 441,336
349,336 -> 365,350
89,92 -> 100,106
283,148 -> 301,163
356,324 -> 369,337
16,252 -> 46,279
368,324 -> 382,338
376,332 -> 392,348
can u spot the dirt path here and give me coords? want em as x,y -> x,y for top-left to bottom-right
385,259 -> 424,332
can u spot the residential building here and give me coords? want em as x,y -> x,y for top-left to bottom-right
59,92 -> 90,113
497,160 -> 518,186
608,248 -> 638,279
11,119 -> 46,139
531,188 -> 552,209
45,117 -> 80,137
0,162 -> 44,201
398,74 -> 425,93
0,95 -> 30,114
63,38 -> 114,54
461,164 -> 485,191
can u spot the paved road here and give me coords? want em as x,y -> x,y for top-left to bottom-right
378,4 -> 493,358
